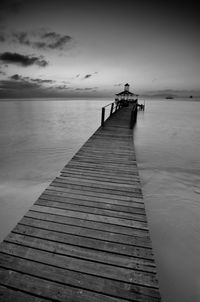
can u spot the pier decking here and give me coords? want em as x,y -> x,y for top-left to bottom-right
0,104 -> 161,301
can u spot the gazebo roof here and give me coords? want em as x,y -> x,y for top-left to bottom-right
116,90 -> 134,96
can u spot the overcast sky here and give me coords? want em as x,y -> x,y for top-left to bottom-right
0,0 -> 199,98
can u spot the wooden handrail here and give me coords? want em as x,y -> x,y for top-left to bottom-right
101,100 -> 139,128
130,103 -> 138,129
101,101 -> 120,127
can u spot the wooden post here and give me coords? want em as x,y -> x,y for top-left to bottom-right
110,103 -> 114,116
101,107 -> 105,127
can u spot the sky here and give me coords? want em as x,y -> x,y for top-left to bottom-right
0,0 -> 199,98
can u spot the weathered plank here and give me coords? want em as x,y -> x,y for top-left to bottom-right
0,252 -> 160,301
39,193 -> 146,213
31,205 -> 148,229
35,199 -> 147,221
19,216 -> 151,247
43,189 -> 145,208
26,210 -> 150,237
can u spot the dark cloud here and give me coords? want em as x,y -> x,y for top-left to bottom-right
0,79 -> 40,91
0,73 -> 56,97
31,78 -> 54,84
39,33 -> 72,50
0,52 -> 48,67
10,74 -> 21,80
83,71 -> 98,79
83,74 -> 92,79
10,74 -> 54,84
55,85 -> 68,90
13,32 -> 30,46
5,30 -> 73,50
75,87 -> 97,91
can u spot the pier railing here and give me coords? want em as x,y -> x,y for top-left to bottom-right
130,102 -> 138,129
101,101 -> 121,126
101,101 -> 139,128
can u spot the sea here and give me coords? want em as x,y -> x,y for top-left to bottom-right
0,97 -> 200,302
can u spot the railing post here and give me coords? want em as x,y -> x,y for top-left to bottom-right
101,107 -> 105,127
110,103 -> 114,116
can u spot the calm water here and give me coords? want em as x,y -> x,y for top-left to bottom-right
134,99 -> 200,302
0,98 -> 200,302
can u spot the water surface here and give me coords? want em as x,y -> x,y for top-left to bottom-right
135,99 -> 200,302
0,99 -> 108,241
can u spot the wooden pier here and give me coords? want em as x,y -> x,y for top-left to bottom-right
0,103 -> 161,301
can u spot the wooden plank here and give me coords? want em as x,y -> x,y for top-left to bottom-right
0,285 -> 51,302
0,250 -> 161,301
61,170 -> 140,181
61,167 -> 140,182
50,181 -> 143,198
19,217 -> 151,247
30,205 -> 148,230
0,267 -> 129,302
76,149 -> 136,157
26,211 -> 150,238
48,185 -> 143,202
71,156 -> 137,165
36,199 -> 147,222
55,176 -> 140,190
66,161 -> 138,171
13,224 -> 154,263
1,237 -> 157,286
39,193 -> 146,214
43,189 -> 145,208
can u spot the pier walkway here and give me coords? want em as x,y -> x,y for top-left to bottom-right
0,104 -> 161,301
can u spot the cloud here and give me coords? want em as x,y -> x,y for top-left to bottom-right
83,74 -> 92,79
32,79 -> 53,84
83,71 -> 98,79
0,52 -> 48,67
10,74 -> 54,84
13,32 -> 30,46
114,83 -> 122,86
40,32 -> 72,50
0,73 -> 56,97
5,30 -> 73,51
55,85 -> 69,90
10,74 -> 21,80
75,87 -> 98,91
0,79 -> 41,91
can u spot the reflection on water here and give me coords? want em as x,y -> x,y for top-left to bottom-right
134,99 -> 200,302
